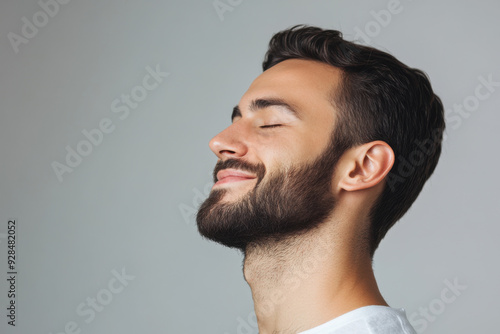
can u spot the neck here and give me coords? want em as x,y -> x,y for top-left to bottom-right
242,217 -> 388,334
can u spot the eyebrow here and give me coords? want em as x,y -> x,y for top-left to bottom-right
231,98 -> 301,122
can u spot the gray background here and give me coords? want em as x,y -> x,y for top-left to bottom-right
0,0 -> 498,333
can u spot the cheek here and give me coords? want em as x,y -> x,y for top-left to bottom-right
255,136 -> 315,173
251,126 -> 330,171
296,129 -> 332,164
258,143 -> 295,170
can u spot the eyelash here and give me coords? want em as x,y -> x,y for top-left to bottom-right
260,124 -> 282,129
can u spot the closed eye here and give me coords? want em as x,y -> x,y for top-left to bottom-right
260,124 -> 282,129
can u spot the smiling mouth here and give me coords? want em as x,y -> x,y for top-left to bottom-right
214,169 -> 257,186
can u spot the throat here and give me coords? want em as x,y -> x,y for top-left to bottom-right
242,227 -> 335,317
241,223 -> 386,334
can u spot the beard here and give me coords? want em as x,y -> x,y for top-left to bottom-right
196,135 -> 343,252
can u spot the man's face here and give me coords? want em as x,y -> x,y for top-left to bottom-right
196,59 -> 343,251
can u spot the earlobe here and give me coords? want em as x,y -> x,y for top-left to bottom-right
339,141 -> 395,192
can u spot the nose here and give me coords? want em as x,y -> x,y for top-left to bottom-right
209,121 -> 249,160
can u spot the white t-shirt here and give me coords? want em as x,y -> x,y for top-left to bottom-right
298,305 -> 417,334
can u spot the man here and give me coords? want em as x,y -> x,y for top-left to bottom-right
197,25 -> 445,334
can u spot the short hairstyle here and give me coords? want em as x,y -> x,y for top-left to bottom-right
262,25 -> 445,256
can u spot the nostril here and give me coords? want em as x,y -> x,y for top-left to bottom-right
220,149 -> 237,155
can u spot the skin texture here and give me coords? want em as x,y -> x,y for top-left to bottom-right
206,59 -> 395,334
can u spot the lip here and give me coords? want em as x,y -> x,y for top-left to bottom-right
214,169 -> 257,186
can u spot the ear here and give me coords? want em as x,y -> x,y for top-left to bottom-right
338,141 -> 395,192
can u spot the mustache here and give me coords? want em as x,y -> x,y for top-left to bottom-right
212,159 -> 266,183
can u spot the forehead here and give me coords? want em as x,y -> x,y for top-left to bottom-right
239,58 -> 342,121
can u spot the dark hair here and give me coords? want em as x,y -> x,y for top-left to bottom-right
262,25 -> 445,256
